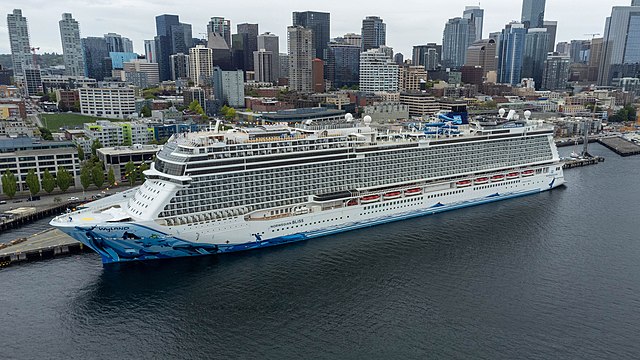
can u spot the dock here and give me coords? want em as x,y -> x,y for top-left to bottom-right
563,156 -> 605,169
0,229 -> 87,267
0,201 -> 81,232
598,137 -> 640,157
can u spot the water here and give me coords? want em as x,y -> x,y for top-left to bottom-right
1,143 -> 640,359
0,217 -> 53,244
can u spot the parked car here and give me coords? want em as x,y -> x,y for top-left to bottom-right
0,200 -> 6,205
68,197 -> 80,201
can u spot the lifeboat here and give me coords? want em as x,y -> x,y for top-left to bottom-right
490,174 -> 505,182
346,199 -> 359,206
506,172 -> 520,180
456,180 -> 472,188
383,191 -> 402,200
405,188 -> 423,196
474,177 -> 489,185
361,195 -> 381,204
522,170 -> 535,177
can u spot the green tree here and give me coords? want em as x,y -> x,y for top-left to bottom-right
56,167 -> 72,192
188,100 -> 205,115
25,169 -> 40,197
80,164 -> 92,190
77,145 -> 85,161
90,139 -> 102,157
1,170 -> 17,199
41,169 -> 57,194
224,107 -> 236,120
125,161 -> 136,186
39,127 -> 53,140
141,105 -> 152,118
220,105 -> 229,117
107,167 -> 116,186
139,162 -> 149,182
92,164 -> 105,188
49,91 -> 57,103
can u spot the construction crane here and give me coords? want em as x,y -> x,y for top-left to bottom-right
30,47 -> 40,68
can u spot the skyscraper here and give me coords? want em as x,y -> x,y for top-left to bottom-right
254,50 -> 274,83
59,13 -> 84,77
237,23 -> 258,72
312,58 -> 325,92
207,17 -> 231,48
521,0 -> 546,29
442,17 -> 474,68
6,9 -> 32,78
170,53 -> 189,80
465,39 -> 497,74
257,32 -> 280,82
144,40 -> 156,63
463,6 -> 484,41
292,11 -> 330,60
326,42 -> 360,88
288,25 -> 313,92
359,48 -> 398,92
543,21 -> 557,53
412,43 -> 441,68
104,33 -> 133,53
541,54 -> 570,90
522,28 -> 550,89
154,14 -> 191,81
81,37 -> 111,80
497,22 -> 527,85
189,45 -> 213,87
361,16 -> 386,51
570,40 -> 591,64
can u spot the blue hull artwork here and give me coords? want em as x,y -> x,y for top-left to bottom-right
63,188 -> 550,264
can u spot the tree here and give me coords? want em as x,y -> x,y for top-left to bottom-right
188,100 -> 205,115
139,162 -> 149,182
56,167 -> 72,192
41,169 -> 57,194
220,105 -> 229,117
80,164 -> 92,190
25,169 -> 40,197
77,145 -> 85,161
90,139 -> 102,157
1,170 -> 17,199
92,164 -> 105,188
39,127 -> 53,140
141,105 -> 152,118
107,167 -> 116,186
224,107 -> 236,120
49,91 -> 57,103
125,161 -> 136,186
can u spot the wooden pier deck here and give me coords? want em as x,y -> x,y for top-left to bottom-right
0,229 -> 86,267
598,137 -> 640,157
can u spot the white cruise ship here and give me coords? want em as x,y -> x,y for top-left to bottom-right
51,109 -> 565,264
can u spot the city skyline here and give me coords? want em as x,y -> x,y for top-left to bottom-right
0,0 -> 625,57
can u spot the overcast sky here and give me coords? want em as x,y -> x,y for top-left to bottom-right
0,0 -> 627,57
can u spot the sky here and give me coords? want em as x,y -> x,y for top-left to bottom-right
0,0 -> 629,58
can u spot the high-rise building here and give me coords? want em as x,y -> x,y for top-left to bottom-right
543,20 -> 557,53
170,53 -> 189,80
254,50 -> 274,83
522,28 -> 550,89
570,40 -> 591,64
398,65 -> 428,92
288,25 -> 313,92
465,38 -> 497,75
212,67 -> 245,107
154,14 -> 191,81
343,33 -> 362,48
394,53 -> 404,65
442,17 -> 474,68
82,37 -> 111,80
413,44 -> 441,69
556,42 -> 570,56
521,0 -> 546,29
23,67 -> 42,96
207,17 -> 231,47
231,34 -> 245,70
123,60 -> 160,87
326,42 -> 360,88
463,6 -> 484,41
293,11 -> 330,60
257,32 -> 280,82
207,33 -> 233,71
541,54 -> 570,90
144,40 -> 156,63
104,33 -> 133,53
59,13 -> 84,77
361,16 -> 386,51
6,9 -> 32,78
588,37 -> 604,82
79,86 -> 135,119
189,45 -> 214,87
312,58 -> 325,92
279,53 -> 289,80
497,22 -> 527,85
359,48 -> 399,92
109,52 -> 138,70
238,23 -> 258,71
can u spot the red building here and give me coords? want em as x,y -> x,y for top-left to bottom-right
312,58 -> 325,93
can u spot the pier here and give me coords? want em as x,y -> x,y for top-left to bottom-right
0,229 -> 86,267
0,201 -> 81,232
597,137 -> 640,157
563,157 -> 605,169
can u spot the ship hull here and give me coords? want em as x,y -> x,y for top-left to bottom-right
57,173 -> 565,264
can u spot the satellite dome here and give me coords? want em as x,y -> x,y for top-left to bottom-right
345,113 -> 354,121
498,108 -> 506,117
524,110 -> 532,119
363,115 -> 372,124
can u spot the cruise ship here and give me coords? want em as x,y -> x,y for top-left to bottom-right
51,109 -> 565,264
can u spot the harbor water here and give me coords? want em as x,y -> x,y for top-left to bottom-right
1,143 -> 640,359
